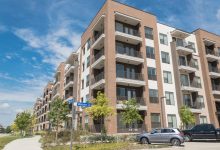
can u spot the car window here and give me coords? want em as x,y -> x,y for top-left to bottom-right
161,129 -> 175,133
152,129 -> 161,133
204,124 -> 215,131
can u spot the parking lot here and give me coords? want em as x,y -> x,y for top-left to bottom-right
153,141 -> 220,150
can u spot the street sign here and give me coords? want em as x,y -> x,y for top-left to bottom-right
68,98 -> 74,104
76,102 -> 92,107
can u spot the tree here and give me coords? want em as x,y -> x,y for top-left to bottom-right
179,106 -> 195,129
14,111 -> 32,136
48,97 -> 69,143
5,126 -> 12,133
86,91 -> 114,135
121,99 -> 143,131
11,122 -> 19,135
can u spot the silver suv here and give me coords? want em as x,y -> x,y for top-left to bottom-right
136,128 -> 184,146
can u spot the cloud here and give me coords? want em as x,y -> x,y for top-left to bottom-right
217,9 -> 220,20
0,103 -> 10,109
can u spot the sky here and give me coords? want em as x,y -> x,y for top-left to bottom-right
0,0 -> 220,127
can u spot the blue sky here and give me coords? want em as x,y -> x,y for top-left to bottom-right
0,0 -> 220,127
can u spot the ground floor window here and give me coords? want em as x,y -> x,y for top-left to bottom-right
167,114 -> 177,128
151,113 -> 161,129
200,115 -> 207,124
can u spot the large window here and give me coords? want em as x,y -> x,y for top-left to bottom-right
148,67 -> 157,80
115,21 -> 139,36
180,74 -> 189,86
183,94 -> 191,107
188,41 -> 196,52
86,75 -> 89,87
149,89 -> 158,103
161,51 -> 170,64
151,113 -> 161,128
145,27 -> 153,40
165,91 -> 175,105
193,76 -> 202,88
146,46 -> 155,59
159,33 -> 168,45
197,95 -> 205,108
163,71 -> 172,84
87,56 -> 90,68
167,114 -> 177,128
200,116 -> 207,124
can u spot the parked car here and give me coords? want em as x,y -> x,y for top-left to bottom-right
136,128 -> 184,146
182,124 -> 220,141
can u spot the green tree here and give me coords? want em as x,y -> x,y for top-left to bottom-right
179,106 -> 195,129
121,99 -> 143,131
48,97 -> 69,143
14,111 -> 32,136
86,91 -> 114,135
5,126 -> 12,133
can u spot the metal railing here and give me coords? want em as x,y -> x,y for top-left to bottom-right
91,72 -> 104,85
116,47 -> 142,58
93,30 -> 104,43
116,96 -> 146,105
91,50 -> 104,64
179,60 -> 197,69
117,123 -> 145,133
209,66 -> 220,73
176,42 -> 195,51
116,71 -> 144,81
181,81 -> 201,88
206,49 -> 219,56
116,27 -> 140,37
212,84 -> 220,91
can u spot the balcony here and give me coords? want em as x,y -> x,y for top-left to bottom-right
53,81 -> 60,89
64,81 -> 74,90
176,43 -> 194,55
91,32 -> 105,50
184,101 -> 204,113
116,96 -> 146,110
212,84 -> 220,95
206,49 -> 220,62
91,50 -> 105,69
116,71 -> 145,87
117,123 -> 145,133
179,61 -> 197,73
115,47 -> 144,65
91,72 -> 105,90
181,81 -> 201,92
209,66 -> 220,78
65,65 -> 75,76
65,92 -> 73,100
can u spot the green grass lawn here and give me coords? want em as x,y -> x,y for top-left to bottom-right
0,135 -> 19,149
44,142 -> 169,150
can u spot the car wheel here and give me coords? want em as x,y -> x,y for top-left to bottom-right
184,134 -> 192,142
141,137 -> 149,144
171,138 -> 181,146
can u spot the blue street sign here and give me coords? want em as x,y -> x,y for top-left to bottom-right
68,99 -> 75,104
77,102 -> 92,107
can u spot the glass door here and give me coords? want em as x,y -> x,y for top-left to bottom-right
183,94 -> 191,107
180,74 -> 189,86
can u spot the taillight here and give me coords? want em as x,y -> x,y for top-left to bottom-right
179,132 -> 184,137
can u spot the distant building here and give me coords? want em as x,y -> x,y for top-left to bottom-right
0,124 -> 4,133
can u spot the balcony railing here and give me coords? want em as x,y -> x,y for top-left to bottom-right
117,123 -> 145,133
115,24 -> 140,37
116,47 -> 142,58
65,77 -> 74,85
212,84 -> 220,91
91,72 -> 104,85
209,66 -> 220,73
179,60 -> 197,69
93,30 -> 104,43
117,96 -> 146,105
206,49 -> 219,56
91,50 -> 104,64
65,92 -> 73,100
176,42 -> 195,51
184,102 -> 204,109
116,71 -> 144,81
181,81 -> 201,88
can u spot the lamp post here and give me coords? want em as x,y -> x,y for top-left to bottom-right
160,96 -> 166,128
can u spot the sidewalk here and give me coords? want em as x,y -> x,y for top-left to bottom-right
3,135 -> 42,150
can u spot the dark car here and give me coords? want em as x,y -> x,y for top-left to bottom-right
136,128 -> 184,146
182,124 -> 220,141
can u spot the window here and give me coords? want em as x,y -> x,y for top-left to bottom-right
188,41 -> 196,52
183,94 -> 191,107
159,33 -> 168,45
218,48 -> 220,56
197,95 -> 205,108
86,75 -> 89,87
146,46 -> 155,59
167,114 -> 177,128
163,71 -> 172,84
161,51 -> 170,64
194,76 -> 202,88
83,47 -> 85,55
192,59 -> 199,69
151,113 -> 161,128
145,27 -> 153,40
149,89 -> 158,103
87,38 -> 91,50
81,80 -> 84,89
200,116 -> 207,124
82,63 -> 85,71
148,67 -> 157,80
165,91 -> 175,105
87,56 -> 90,68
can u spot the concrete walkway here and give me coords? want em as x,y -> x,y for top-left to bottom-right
3,135 -> 42,150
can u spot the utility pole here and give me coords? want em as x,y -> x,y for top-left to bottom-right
70,99 -> 75,150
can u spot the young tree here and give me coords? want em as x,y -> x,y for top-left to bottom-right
48,97 -> 69,143
179,106 -> 195,129
86,91 -> 114,135
121,99 -> 143,131
11,122 -> 19,135
5,126 -> 12,133
14,111 -> 32,136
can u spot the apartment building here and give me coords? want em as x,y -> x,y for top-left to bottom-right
33,0 -> 220,133
194,29 -> 220,127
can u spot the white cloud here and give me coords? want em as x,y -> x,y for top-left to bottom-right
0,103 -> 10,109
217,9 -> 220,20
5,55 -> 12,60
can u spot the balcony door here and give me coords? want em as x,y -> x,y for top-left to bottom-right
127,88 -> 136,100
176,38 -> 184,47
183,94 -> 191,107
180,74 -> 189,86
179,56 -> 187,66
